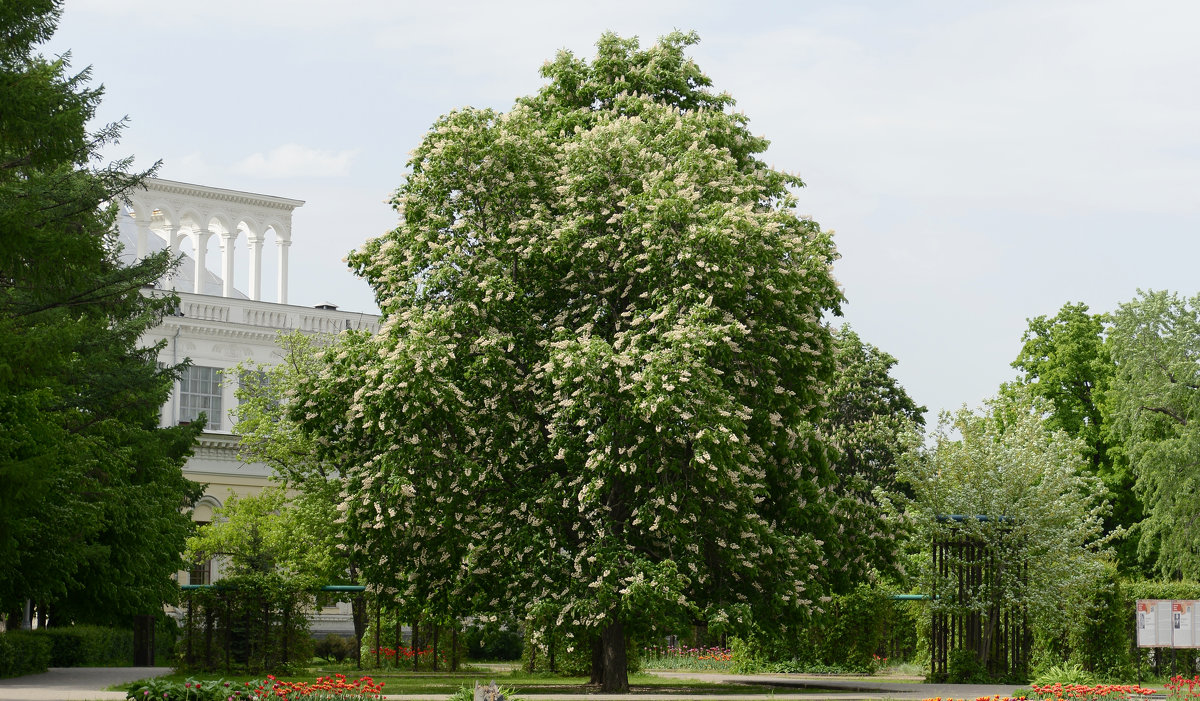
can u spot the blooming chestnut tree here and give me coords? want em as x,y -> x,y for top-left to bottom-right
297,32 -> 854,691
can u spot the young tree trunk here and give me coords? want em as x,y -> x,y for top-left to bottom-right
433,624 -> 440,672
352,594 -> 366,670
412,619 -> 420,672
600,620 -> 628,693
589,634 -> 604,685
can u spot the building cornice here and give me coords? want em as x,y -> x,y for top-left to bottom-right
145,178 -> 305,211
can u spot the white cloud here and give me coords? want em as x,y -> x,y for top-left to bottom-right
234,144 -> 358,179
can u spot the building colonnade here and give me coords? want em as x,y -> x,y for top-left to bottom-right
126,178 -> 304,303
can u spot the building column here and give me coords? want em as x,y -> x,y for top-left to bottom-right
219,229 -> 237,298
133,216 -> 153,262
247,233 -> 264,301
276,238 -> 291,304
193,228 -> 214,294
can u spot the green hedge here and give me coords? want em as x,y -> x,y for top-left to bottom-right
0,631 -> 52,678
0,626 -> 136,677
41,626 -> 133,667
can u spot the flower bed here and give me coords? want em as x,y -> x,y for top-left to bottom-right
642,644 -> 733,671
920,685 -> 1158,701
1165,675 -> 1200,700
127,673 -> 384,701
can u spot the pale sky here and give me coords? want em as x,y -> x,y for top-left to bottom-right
46,0 -> 1200,422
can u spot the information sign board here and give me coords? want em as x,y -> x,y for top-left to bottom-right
1137,599 -> 1175,648
1175,600 -> 1199,648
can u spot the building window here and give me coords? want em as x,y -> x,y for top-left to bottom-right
180,366 -> 223,430
189,558 -> 212,585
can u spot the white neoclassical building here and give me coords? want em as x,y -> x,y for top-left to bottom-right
122,178 -> 378,636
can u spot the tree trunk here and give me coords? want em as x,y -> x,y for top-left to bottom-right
394,616 -> 401,668
412,619 -> 420,672
351,594 -> 366,670
600,620 -> 628,693
433,624 -> 440,672
589,634 -> 604,684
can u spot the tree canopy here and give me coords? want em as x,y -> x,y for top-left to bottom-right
1106,290 -> 1200,578
298,31 -> 858,691
905,391 -> 1113,639
1009,302 -> 1140,571
0,0 -> 201,625
820,325 -> 924,585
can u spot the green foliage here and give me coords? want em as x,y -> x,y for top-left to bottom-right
0,0 -> 202,622
1010,302 -> 1140,572
1122,580 -> 1200,674
947,648 -> 989,684
314,635 -> 355,663
822,326 -> 925,585
126,677 -> 249,701
1106,290 -> 1200,578
1032,662 -> 1097,686
231,331 -> 368,641
462,622 -> 522,661
1066,562 -> 1131,679
187,487 -> 329,589
906,390 -> 1114,637
0,630 -> 52,678
178,573 -> 313,674
814,585 -> 894,674
727,584 -> 917,675
728,636 -> 764,674
299,30 -> 852,692
38,625 -> 132,666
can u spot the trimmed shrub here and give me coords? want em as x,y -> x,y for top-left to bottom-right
41,626 -> 133,666
315,634 -> 354,663
947,648 -> 989,684
0,631 -> 53,678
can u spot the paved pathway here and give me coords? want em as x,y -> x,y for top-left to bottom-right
0,666 -> 1030,701
0,667 -> 167,701
646,671 -> 1024,700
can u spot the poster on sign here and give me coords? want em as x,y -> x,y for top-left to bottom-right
1174,601 -> 1199,648
1137,600 -> 1175,647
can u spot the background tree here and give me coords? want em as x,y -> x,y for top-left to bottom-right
1009,302 -> 1140,571
232,330 -> 373,640
0,0 -> 201,626
186,487 -> 331,586
904,390 -> 1114,670
1106,289 -> 1200,578
821,325 -> 925,586
299,32 -> 854,691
